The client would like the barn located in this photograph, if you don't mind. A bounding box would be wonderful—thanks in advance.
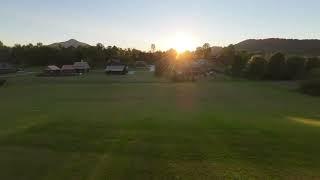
[73,61,90,73]
[61,65,76,74]
[134,61,148,69]
[44,65,61,75]
[105,59,128,75]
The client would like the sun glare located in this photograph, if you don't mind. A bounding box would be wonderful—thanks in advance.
[171,32,195,53]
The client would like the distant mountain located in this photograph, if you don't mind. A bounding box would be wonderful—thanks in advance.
[48,39,90,48]
[235,38,320,56]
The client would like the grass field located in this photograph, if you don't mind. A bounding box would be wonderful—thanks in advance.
[1,71,320,179]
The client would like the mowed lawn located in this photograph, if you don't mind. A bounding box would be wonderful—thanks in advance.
[1,71,320,179]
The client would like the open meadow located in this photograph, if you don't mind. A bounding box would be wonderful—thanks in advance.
[1,71,320,179]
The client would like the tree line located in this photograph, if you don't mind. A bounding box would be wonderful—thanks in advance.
[220,45,320,95]
[0,41,165,67]
[216,45,319,80]
[0,41,217,67]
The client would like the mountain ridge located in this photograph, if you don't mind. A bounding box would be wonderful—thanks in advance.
[48,39,90,48]
[235,38,320,55]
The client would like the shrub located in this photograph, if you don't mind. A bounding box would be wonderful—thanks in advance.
[286,56,306,80]
[300,68,320,96]
[267,52,287,80]
[306,68,320,80]
[306,57,320,72]
[300,79,320,96]
[0,79,6,87]
[230,54,249,77]
[245,55,267,80]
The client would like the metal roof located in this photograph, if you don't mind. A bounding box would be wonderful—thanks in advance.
[61,65,75,70]
[73,62,90,69]
[46,65,60,70]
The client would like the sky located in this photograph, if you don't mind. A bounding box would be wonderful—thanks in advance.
[1,0,320,51]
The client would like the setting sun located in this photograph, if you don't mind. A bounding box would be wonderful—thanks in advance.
[171,32,196,53]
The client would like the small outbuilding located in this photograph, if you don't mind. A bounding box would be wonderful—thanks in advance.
[171,59,210,82]
[37,65,61,77]
[45,65,60,74]
[192,59,211,75]
[134,61,148,69]
[73,61,90,73]
[61,65,76,74]
[105,59,128,75]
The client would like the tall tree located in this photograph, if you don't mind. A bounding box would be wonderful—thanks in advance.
[195,47,204,59]
[306,57,320,72]
[202,43,211,59]
[267,52,287,80]
[96,43,105,50]
[230,51,250,77]
[195,43,211,59]
[286,56,306,79]
[245,55,267,80]
[218,45,236,66]
[36,42,43,47]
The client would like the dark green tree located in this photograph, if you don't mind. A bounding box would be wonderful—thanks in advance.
[96,43,105,50]
[286,56,306,79]
[245,55,267,80]
[230,51,249,77]
[267,52,287,80]
[306,57,320,72]
[202,43,211,59]
[218,45,236,66]
[36,42,43,47]
[195,47,204,59]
